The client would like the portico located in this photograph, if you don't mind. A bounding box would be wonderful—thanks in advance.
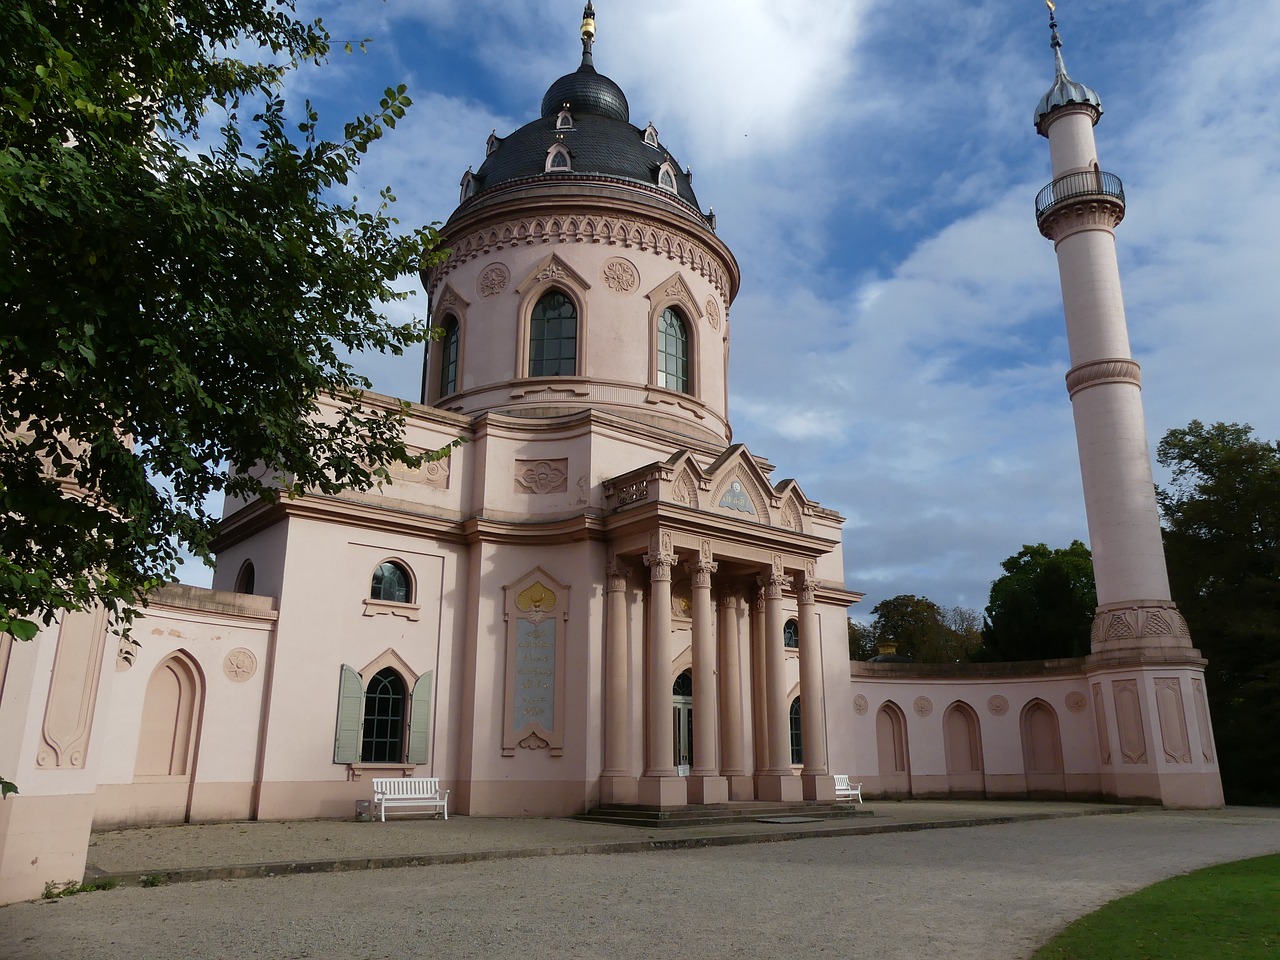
[599,447,857,808]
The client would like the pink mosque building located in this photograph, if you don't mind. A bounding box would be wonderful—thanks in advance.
[0,6,1223,903]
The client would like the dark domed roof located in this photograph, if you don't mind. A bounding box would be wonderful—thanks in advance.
[541,59,629,124]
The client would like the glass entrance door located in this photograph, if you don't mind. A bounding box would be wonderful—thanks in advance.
[672,669,693,773]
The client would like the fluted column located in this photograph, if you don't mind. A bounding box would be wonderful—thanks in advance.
[600,561,634,803]
[687,550,727,803]
[757,564,802,802]
[798,570,835,800]
[638,534,686,807]
[718,587,752,800]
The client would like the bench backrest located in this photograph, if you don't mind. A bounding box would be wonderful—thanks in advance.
[834,774,851,791]
[372,777,440,799]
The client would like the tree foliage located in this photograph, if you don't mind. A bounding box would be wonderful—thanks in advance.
[1157,421,1280,803]
[0,0,449,642]
[848,618,876,661]
[979,541,1097,662]
[866,594,982,664]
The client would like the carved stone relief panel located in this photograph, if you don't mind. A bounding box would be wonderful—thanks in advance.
[913,697,933,718]
[514,459,569,495]
[1092,682,1112,766]
[502,569,569,757]
[986,695,1009,717]
[223,648,258,683]
[39,607,110,769]
[387,455,451,489]
[1154,677,1192,764]
[1193,678,1215,764]
[853,694,869,716]
[672,470,699,509]
[1112,679,1148,765]
[705,298,721,330]
[1065,691,1087,713]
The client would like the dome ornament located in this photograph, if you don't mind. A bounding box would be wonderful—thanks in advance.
[581,2,597,64]
[1033,0,1103,137]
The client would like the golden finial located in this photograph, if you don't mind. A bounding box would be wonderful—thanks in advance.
[582,3,596,43]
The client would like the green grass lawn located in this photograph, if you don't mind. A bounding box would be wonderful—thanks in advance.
[1032,854,1280,960]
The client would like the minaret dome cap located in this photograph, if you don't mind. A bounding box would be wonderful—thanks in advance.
[1034,9,1103,136]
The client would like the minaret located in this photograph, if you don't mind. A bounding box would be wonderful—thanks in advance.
[1034,4,1222,807]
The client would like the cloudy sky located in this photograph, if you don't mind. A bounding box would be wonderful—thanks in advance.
[196,0,1279,617]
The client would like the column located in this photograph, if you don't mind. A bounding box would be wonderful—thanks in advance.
[718,587,752,800]
[749,587,768,781]
[687,550,727,803]
[639,533,686,807]
[757,564,802,802]
[798,569,834,801]
[600,560,637,805]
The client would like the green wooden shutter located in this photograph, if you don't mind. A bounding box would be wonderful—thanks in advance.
[407,670,434,765]
[334,664,364,763]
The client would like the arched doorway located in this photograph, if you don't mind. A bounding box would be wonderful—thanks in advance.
[133,652,204,822]
[1021,699,1066,796]
[672,669,693,773]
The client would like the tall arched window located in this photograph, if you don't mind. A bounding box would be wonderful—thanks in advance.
[658,307,689,393]
[234,560,255,595]
[135,654,202,780]
[361,668,407,763]
[529,291,577,377]
[371,561,412,603]
[789,696,803,765]
[438,315,460,397]
[783,618,800,649]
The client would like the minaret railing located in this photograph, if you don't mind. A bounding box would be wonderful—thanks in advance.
[1035,169,1125,222]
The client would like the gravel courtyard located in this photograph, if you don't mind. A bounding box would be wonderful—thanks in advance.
[4,808,1279,960]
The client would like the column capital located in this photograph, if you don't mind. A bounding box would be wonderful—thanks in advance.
[798,562,818,605]
[758,572,792,601]
[605,560,629,592]
[686,558,719,589]
[644,551,676,581]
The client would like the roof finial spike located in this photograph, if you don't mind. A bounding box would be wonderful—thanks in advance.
[580,2,597,68]
[1047,1,1069,79]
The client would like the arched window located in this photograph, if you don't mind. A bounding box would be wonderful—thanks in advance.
[556,109,574,130]
[657,307,689,393]
[529,291,577,377]
[783,618,800,649]
[360,668,407,763]
[546,144,572,172]
[659,166,676,191]
[135,654,201,779]
[234,560,255,595]
[644,122,660,148]
[438,315,460,397]
[371,561,412,604]
[789,697,803,765]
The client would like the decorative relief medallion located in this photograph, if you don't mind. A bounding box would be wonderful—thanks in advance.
[853,694,869,717]
[913,697,933,718]
[987,695,1009,716]
[516,582,558,625]
[515,459,569,495]
[602,257,639,293]
[706,298,721,330]
[478,263,510,298]
[1065,691,1088,713]
[224,648,258,682]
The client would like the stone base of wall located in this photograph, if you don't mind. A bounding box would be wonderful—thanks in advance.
[0,793,96,905]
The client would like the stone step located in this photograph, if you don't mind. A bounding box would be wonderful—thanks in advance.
[575,801,870,828]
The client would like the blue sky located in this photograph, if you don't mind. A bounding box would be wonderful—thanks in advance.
[194,0,1279,618]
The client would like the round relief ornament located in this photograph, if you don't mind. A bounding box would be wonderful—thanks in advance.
[224,648,258,682]
[1066,691,1088,713]
[913,696,933,718]
[987,695,1009,716]
[602,257,639,293]
[478,263,510,298]
[853,694,869,716]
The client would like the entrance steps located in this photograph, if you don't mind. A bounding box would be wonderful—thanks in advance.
[575,800,871,828]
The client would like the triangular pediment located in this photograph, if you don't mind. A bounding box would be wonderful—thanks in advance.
[434,282,470,319]
[645,272,703,322]
[515,253,592,296]
[705,446,777,523]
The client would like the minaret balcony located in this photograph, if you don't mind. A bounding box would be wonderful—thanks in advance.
[1035,170,1125,235]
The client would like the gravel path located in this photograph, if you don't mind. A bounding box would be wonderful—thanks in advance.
[5,808,1279,960]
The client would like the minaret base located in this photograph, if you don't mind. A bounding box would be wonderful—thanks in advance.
[1085,658,1224,809]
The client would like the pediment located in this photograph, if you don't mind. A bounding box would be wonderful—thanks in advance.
[515,252,592,295]
[705,446,777,523]
[645,272,703,322]
[434,282,470,318]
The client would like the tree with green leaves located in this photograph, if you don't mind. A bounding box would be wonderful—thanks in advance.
[848,618,876,661]
[1,2,449,794]
[979,541,1097,662]
[867,594,982,664]
[1157,421,1280,803]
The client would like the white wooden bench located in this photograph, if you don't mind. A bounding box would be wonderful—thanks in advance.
[834,774,863,804]
[371,777,449,821]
